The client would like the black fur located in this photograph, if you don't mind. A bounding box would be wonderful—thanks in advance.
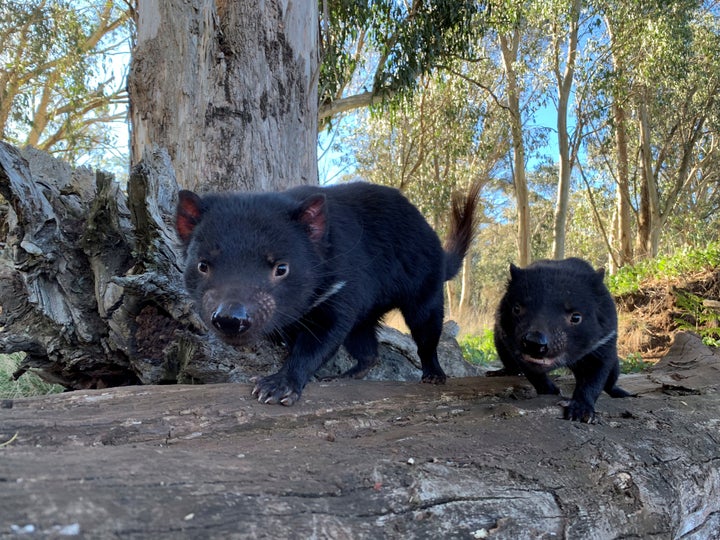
[176,181,480,406]
[493,257,631,422]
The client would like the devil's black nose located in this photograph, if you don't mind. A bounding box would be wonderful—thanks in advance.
[521,331,549,358]
[211,303,252,335]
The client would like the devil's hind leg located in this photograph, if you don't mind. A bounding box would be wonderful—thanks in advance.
[401,291,447,384]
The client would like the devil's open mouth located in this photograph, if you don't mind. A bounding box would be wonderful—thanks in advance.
[522,355,557,368]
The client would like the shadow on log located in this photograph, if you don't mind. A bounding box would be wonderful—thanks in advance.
[0,331,719,538]
[0,143,479,390]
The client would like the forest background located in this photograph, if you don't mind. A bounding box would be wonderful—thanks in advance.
[1,0,719,376]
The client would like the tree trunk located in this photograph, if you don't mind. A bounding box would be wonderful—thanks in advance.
[499,30,531,267]
[2,332,719,537]
[129,0,318,192]
[606,17,634,272]
[636,90,661,259]
[610,102,634,271]
[551,0,581,261]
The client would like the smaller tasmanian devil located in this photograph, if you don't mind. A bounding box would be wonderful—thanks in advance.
[493,257,631,421]
[176,181,480,406]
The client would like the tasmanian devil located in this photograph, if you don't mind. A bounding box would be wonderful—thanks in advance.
[175,181,480,406]
[493,257,631,421]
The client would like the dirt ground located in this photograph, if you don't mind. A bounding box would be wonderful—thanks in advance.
[616,267,720,361]
[1,332,719,539]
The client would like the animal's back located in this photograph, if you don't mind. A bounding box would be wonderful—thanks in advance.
[288,182,446,307]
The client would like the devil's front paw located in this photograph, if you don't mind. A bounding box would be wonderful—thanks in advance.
[560,399,596,423]
[421,370,447,385]
[252,373,303,406]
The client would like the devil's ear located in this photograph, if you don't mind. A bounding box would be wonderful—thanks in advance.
[176,190,203,243]
[296,194,327,243]
[509,263,523,282]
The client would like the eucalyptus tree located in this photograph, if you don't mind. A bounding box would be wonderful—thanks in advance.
[546,0,583,260]
[486,1,552,266]
[130,0,486,191]
[583,0,720,262]
[0,0,130,165]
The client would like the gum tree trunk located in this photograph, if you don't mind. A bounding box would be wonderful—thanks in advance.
[129,0,318,192]
[605,17,634,273]
[499,29,531,267]
[551,0,581,261]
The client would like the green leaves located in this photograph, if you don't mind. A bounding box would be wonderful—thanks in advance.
[0,0,130,168]
[319,0,486,118]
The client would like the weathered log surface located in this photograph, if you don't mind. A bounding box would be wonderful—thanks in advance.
[1,331,719,539]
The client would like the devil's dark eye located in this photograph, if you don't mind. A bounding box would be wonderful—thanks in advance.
[512,303,522,316]
[569,312,582,324]
[197,261,210,274]
[273,262,289,278]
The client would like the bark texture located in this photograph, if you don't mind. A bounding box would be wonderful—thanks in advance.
[1,332,719,538]
[129,0,318,192]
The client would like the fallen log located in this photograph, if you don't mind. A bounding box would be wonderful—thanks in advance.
[1,332,719,538]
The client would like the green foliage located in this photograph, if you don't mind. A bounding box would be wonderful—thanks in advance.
[319,0,486,112]
[459,329,499,365]
[674,291,720,347]
[0,0,131,169]
[607,242,720,296]
[620,352,654,374]
[0,354,63,399]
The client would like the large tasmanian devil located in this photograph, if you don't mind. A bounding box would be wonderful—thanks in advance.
[493,257,631,421]
[175,181,480,405]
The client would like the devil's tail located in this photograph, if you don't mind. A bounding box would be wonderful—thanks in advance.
[443,179,482,280]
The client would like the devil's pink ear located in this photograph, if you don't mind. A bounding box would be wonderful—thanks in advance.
[176,190,203,243]
[297,194,327,243]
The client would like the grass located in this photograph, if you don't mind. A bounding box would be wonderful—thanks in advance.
[458,328,655,373]
[0,353,64,399]
[607,242,720,296]
[620,352,654,373]
[458,329,498,366]
[673,290,720,348]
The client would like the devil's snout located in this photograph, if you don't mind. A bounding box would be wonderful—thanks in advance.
[211,302,252,336]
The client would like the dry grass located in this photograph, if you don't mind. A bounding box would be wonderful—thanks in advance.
[382,307,494,338]
[0,353,63,399]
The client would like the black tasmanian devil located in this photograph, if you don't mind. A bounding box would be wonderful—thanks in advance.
[175,181,480,405]
[493,257,631,421]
